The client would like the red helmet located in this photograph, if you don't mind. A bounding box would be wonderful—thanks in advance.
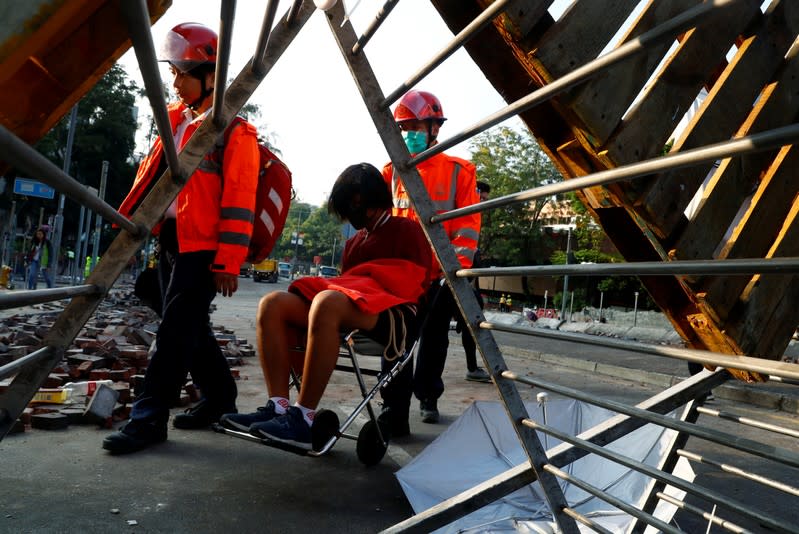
[159,22,217,73]
[393,90,446,124]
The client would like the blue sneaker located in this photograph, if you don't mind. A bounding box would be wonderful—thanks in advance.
[249,406,312,450]
[220,401,278,432]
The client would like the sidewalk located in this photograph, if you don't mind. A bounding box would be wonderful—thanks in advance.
[486,310,799,415]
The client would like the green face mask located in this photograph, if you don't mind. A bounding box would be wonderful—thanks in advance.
[403,130,428,154]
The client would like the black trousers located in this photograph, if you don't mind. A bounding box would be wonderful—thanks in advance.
[412,280,458,402]
[130,250,237,423]
[456,287,484,372]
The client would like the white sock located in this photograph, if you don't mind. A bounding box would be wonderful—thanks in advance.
[270,397,289,415]
[294,403,315,427]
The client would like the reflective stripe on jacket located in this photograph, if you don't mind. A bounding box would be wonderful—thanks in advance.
[119,102,259,275]
[382,152,481,271]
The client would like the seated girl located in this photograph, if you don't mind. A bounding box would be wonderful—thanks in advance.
[221,163,431,449]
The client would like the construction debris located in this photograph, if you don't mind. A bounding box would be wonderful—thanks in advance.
[0,284,255,433]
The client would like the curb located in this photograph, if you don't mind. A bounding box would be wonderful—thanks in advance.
[499,344,799,415]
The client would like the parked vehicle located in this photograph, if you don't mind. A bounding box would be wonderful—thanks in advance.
[239,262,252,278]
[252,259,278,283]
[319,265,338,278]
[278,262,291,279]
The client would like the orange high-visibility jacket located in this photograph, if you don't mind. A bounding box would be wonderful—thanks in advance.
[119,102,259,275]
[382,152,481,272]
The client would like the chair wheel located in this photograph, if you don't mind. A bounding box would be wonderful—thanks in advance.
[356,419,390,466]
[311,409,339,452]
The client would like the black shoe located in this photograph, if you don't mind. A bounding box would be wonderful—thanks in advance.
[102,419,167,454]
[420,398,439,424]
[378,406,410,438]
[173,399,236,430]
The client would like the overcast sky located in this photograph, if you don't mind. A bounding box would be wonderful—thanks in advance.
[117,1,576,206]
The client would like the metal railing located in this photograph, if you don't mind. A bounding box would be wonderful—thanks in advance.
[323,0,799,532]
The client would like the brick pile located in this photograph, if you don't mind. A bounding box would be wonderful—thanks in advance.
[0,286,256,434]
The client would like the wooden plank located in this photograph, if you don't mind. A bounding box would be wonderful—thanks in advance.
[592,207,704,347]
[673,42,799,262]
[699,144,799,321]
[604,0,761,174]
[0,0,171,147]
[531,0,639,82]
[642,0,799,238]
[726,199,799,359]
[487,0,554,42]
[431,1,599,181]
[563,0,701,146]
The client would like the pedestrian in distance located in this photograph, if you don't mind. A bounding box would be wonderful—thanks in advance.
[460,180,492,383]
[221,163,431,447]
[103,22,260,454]
[499,294,507,313]
[382,90,481,426]
[26,227,54,289]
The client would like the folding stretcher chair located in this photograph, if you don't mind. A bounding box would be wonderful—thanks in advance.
[212,330,418,466]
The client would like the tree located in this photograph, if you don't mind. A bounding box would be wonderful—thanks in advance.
[301,206,343,266]
[469,126,562,266]
[271,201,316,263]
[0,64,141,263]
[550,193,655,310]
[35,64,141,211]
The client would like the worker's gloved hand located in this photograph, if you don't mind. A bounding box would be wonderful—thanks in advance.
[214,272,239,297]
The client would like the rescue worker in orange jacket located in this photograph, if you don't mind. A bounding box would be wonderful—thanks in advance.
[104,22,259,455]
[381,90,481,431]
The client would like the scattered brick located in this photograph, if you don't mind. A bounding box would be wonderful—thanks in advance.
[112,384,132,404]
[59,408,88,424]
[20,408,33,424]
[89,369,111,381]
[109,368,132,382]
[43,374,64,388]
[3,285,254,437]
[8,419,25,434]
[31,412,70,430]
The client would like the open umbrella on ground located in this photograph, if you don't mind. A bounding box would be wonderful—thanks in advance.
[396,399,693,533]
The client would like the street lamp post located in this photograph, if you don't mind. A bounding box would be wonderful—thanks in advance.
[291,209,308,278]
[52,104,79,282]
[560,227,572,320]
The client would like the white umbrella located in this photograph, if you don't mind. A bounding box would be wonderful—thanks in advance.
[396,399,694,533]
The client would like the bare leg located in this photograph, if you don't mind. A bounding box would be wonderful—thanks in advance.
[297,290,379,410]
[256,291,310,399]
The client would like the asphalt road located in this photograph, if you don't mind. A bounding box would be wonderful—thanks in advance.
[1,275,797,533]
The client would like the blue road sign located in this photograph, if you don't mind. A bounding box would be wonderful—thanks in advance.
[13,178,55,199]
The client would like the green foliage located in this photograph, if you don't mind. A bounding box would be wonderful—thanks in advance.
[469,126,561,266]
[549,195,655,309]
[271,202,343,266]
[1,64,140,256]
[35,64,140,210]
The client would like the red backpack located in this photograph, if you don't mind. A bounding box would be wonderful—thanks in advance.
[217,117,293,263]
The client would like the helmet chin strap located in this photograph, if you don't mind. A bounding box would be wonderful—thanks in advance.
[425,121,438,150]
[186,71,214,111]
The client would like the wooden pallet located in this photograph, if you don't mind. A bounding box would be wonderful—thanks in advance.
[432,0,799,382]
[0,0,171,153]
